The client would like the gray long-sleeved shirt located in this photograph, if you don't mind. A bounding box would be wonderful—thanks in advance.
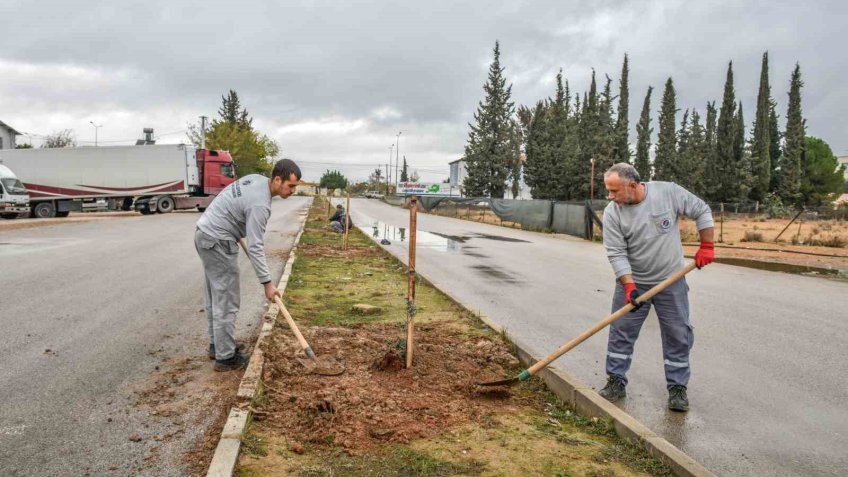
[196,174,273,283]
[603,181,713,284]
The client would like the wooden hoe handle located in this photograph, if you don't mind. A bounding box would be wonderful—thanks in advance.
[526,262,698,376]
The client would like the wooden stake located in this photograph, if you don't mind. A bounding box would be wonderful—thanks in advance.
[406,196,418,369]
[343,192,351,250]
[719,203,724,243]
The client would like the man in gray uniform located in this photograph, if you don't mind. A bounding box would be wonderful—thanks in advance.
[195,159,302,371]
[599,163,714,411]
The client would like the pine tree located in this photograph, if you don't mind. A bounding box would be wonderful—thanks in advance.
[703,101,719,200]
[653,78,679,183]
[463,41,519,198]
[768,101,782,192]
[401,157,409,182]
[613,54,630,162]
[715,62,738,202]
[801,136,846,205]
[634,86,653,180]
[779,64,805,205]
[749,52,772,202]
[215,90,252,129]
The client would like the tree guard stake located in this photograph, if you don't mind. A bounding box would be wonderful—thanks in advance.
[343,192,351,250]
[406,196,418,368]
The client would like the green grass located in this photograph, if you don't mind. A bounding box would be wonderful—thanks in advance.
[290,446,485,477]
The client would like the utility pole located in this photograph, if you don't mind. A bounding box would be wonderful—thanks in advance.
[89,121,102,146]
[395,131,402,189]
[589,158,595,203]
[385,163,390,195]
[199,115,208,150]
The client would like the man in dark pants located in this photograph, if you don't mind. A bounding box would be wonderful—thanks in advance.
[599,163,714,411]
[195,159,301,371]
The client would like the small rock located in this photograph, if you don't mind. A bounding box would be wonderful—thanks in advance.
[107,418,112,423]
[290,442,305,454]
[129,433,142,442]
[352,304,381,315]
[109,465,118,471]
[198,308,205,313]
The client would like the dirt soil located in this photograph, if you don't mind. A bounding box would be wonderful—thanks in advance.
[259,323,523,451]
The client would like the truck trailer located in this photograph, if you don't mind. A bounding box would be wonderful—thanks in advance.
[0,144,236,218]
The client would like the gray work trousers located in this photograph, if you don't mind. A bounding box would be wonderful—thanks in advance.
[605,278,693,388]
[194,229,240,360]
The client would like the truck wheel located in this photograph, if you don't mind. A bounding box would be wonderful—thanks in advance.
[121,197,134,211]
[55,211,70,218]
[33,202,56,219]
[197,206,206,212]
[157,196,175,214]
[1,213,18,220]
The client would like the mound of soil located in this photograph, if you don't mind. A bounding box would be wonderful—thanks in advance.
[299,242,383,258]
[259,323,524,452]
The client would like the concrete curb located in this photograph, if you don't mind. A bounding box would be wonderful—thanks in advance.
[351,215,715,477]
[206,205,311,477]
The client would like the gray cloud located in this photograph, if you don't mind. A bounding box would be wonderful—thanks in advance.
[1,0,845,183]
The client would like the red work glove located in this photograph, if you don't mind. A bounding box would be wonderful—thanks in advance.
[623,282,642,311]
[695,241,715,269]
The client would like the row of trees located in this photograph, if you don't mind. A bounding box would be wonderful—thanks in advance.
[463,43,845,206]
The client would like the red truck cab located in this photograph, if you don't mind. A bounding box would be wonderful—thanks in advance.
[197,149,237,196]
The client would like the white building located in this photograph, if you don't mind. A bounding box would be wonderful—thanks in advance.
[0,120,21,149]
[838,155,848,181]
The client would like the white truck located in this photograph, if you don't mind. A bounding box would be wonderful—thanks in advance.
[0,144,236,218]
[0,163,31,219]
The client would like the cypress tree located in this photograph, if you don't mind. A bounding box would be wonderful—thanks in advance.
[401,157,409,182]
[688,110,707,196]
[749,52,772,201]
[704,101,719,200]
[715,62,737,202]
[462,41,519,198]
[634,86,653,180]
[522,101,555,199]
[768,101,782,192]
[653,78,679,183]
[613,54,631,163]
[733,102,753,200]
[593,75,616,199]
[676,109,691,188]
[779,64,805,205]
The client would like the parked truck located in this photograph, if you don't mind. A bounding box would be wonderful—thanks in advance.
[0,163,31,219]
[0,144,236,218]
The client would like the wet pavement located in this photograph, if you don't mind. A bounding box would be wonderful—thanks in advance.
[0,197,311,476]
[343,198,848,477]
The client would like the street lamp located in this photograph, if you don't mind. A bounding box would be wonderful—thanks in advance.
[395,131,402,189]
[388,144,394,194]
[89,121,103,147]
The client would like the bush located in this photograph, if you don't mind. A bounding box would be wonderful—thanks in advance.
[806,235,847,248]
[742,231,764,243]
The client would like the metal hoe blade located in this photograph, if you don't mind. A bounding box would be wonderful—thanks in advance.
[477,370,530,387]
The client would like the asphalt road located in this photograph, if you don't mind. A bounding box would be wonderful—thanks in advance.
[0,196,311,476]
[345,198,848,477]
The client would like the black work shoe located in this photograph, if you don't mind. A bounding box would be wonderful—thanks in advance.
[213,353,249,372]
[668,385,689,412]
[598,375,627,401]
[208,343,245,360]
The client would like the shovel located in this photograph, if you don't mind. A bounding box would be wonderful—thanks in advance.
[478,262,697,387]
[238,238,344,376]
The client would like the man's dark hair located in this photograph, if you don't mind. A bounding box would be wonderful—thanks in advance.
[272,158,302,181]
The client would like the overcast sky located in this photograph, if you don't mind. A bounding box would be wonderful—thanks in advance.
[1,0,845,183]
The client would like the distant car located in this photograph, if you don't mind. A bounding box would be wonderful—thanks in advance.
[364,191,384,199]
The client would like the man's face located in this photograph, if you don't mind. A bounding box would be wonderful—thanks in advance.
[605,173,639,205]
[274,173,299,198]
